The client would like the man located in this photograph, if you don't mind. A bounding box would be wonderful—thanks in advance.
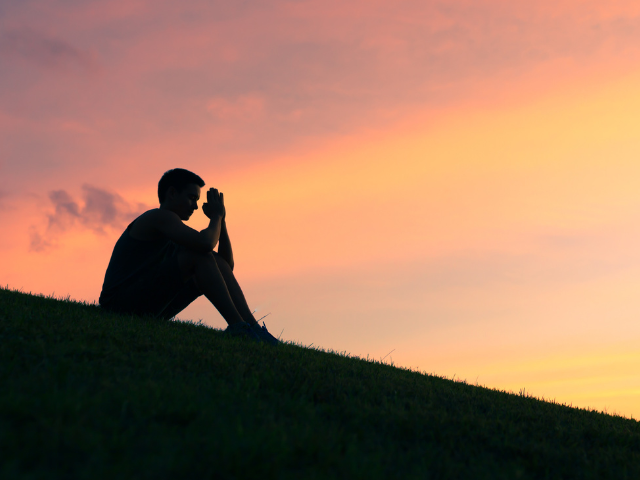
[99,168,278,344]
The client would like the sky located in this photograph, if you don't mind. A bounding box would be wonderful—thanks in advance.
[2,0,640,418]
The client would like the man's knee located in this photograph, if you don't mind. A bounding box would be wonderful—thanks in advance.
[211,251,232,271]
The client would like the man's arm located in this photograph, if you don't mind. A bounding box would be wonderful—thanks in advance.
[151,210,222,252]
[133,188,226,252]
[193,187,226,251]
[218,218,234,270]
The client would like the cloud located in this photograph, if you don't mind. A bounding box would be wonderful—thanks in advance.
[30,185,149,252]
[28,227,53,253]
[0,28,98,72]
[46,189,81,232]
[3,0,640,188]
[116,0,640,156]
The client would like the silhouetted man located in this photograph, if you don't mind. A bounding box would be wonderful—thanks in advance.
[99,168,277,344]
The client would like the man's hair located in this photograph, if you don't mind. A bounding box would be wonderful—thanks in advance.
[158,168,205,204]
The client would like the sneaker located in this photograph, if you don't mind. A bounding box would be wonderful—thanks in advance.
[250,322,279,346]
[224,322,262,342]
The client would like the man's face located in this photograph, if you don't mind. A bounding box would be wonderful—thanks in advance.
[168,183,201,220]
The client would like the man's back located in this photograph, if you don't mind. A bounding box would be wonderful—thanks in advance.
[99,213,173,306]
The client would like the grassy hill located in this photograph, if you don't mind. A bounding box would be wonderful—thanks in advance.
[1,286,639,479]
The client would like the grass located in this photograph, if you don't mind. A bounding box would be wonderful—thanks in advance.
[1,286,640,479]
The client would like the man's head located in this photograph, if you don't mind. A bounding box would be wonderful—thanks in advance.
[158,168,205,220]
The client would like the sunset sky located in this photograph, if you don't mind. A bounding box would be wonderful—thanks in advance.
[2,1,640,417]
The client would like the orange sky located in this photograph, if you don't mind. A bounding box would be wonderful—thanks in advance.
[2,0,640,418]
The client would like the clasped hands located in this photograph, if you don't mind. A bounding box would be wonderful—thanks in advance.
[202,187,226,220]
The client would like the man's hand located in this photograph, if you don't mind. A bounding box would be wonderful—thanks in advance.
[202,188,226,219]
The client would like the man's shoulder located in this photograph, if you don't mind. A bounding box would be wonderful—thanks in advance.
[129,209,169,239]
[129,208,183,240]
[138,208,184,225]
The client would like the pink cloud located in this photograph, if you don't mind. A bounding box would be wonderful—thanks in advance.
[3,1,640,156]
[3,0,640,240]
[0,28,99,73]
[30,185,149,252]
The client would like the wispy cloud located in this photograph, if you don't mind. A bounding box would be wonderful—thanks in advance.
[4,0,640,178]
[0,28,98,72]
[29,185,149,252]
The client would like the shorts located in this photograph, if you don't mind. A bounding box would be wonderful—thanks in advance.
[101,244,202,320]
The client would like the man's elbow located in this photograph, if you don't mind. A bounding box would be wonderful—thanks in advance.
[195,239,215,253]
[195,232,217,253]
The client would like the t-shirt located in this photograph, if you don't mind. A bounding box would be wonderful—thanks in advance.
[99,219,172,306]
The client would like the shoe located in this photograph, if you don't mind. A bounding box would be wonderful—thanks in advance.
[250,322,279,346]
[224,322,262,342]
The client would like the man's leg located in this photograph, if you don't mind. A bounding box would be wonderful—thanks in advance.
[177,250,246,326]
[211,252,280,345]
[211,252,258,326]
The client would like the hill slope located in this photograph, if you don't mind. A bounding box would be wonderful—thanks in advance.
[1,287,639,479]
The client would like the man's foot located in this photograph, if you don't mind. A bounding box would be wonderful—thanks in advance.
[250,322,279,346]
[224,322,262,342]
